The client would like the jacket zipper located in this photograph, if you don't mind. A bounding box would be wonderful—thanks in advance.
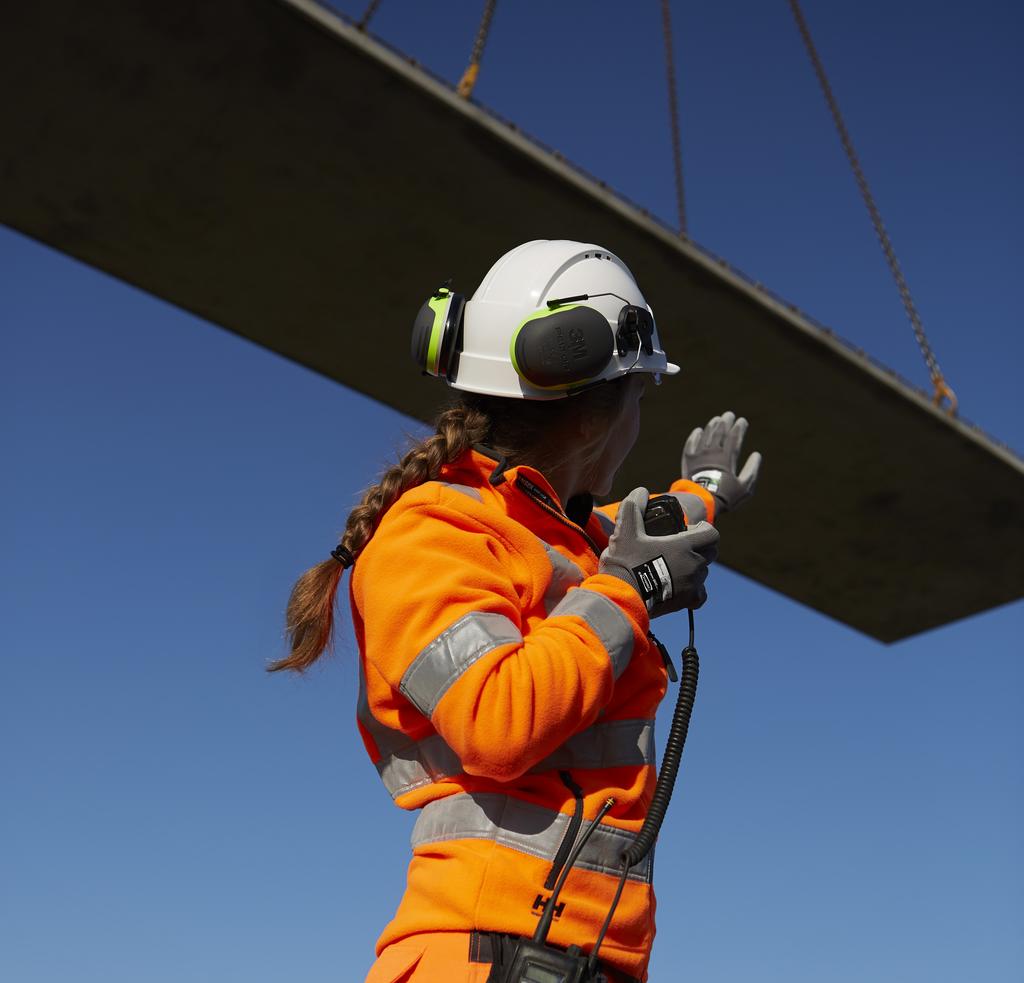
[518,475,674,679]
[515,475,602,558]
[544,770,585,890]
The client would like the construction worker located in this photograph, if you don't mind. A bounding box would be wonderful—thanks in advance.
[271,241,761,981]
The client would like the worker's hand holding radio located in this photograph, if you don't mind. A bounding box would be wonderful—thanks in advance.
[599,487,720,616]
[681,411,762,513]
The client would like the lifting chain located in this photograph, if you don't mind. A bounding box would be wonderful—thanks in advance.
[356,0,383,32]
[661,0,688,236]
[457,0,498,99]
[787,0,957,415]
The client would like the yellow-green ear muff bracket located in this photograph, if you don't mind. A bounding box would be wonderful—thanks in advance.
[411,286,464,380]
[424,288,451,376]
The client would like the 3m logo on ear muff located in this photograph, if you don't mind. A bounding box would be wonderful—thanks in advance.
[510,304,614,389]
[411,283,466,380]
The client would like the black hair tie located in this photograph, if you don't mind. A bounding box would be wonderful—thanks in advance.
[330,544,354,568]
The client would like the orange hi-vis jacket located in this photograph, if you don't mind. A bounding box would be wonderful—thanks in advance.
[351,448,716,980]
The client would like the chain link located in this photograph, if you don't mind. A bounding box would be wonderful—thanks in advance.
[661,0,687,236]
[457,0,498,99]
[787,0,956,414]
[356,0,383,32]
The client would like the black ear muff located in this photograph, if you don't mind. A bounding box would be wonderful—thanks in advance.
[511,305,614,389]
[411,299,436,368]
[411,286,466,380]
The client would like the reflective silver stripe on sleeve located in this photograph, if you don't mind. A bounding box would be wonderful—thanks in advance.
[540,542,585,615]
[547,588,634,679]
[530,718,655,773]
[592,510,616,537]
[671,491,709,525]
[376,732,464,799]
[358,661,414,758]
[400,611,524,718]
[360,662,463,798]
[411,792,653,883]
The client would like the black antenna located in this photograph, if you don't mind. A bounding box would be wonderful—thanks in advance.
[532,797,616,944]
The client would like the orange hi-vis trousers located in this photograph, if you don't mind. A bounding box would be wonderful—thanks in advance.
[365,931,642,982]
[365,933,489,983]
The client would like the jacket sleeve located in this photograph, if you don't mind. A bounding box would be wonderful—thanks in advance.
[352,490,651,783]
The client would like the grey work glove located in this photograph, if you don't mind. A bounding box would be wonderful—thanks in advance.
[681,411,762,513]
[599,487,720,616]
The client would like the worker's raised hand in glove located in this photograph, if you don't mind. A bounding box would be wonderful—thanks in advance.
[682,411,762,513]
[599,488,720,616]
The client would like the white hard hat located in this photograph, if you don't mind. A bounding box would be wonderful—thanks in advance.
[411,239,680,399]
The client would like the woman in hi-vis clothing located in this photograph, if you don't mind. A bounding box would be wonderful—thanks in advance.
[271,241,761,982]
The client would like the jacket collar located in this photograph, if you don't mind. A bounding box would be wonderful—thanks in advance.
[443,446,595,530]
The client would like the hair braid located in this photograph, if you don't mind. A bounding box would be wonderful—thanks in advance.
[268,404,490,672]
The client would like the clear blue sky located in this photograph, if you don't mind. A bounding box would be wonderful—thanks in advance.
[2,2,1021,980]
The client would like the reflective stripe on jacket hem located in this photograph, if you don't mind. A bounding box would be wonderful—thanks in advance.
[377,719,656,800]
[411,792,654,884]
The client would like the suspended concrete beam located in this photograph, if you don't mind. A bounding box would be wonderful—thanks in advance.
[2,0,1021,642]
